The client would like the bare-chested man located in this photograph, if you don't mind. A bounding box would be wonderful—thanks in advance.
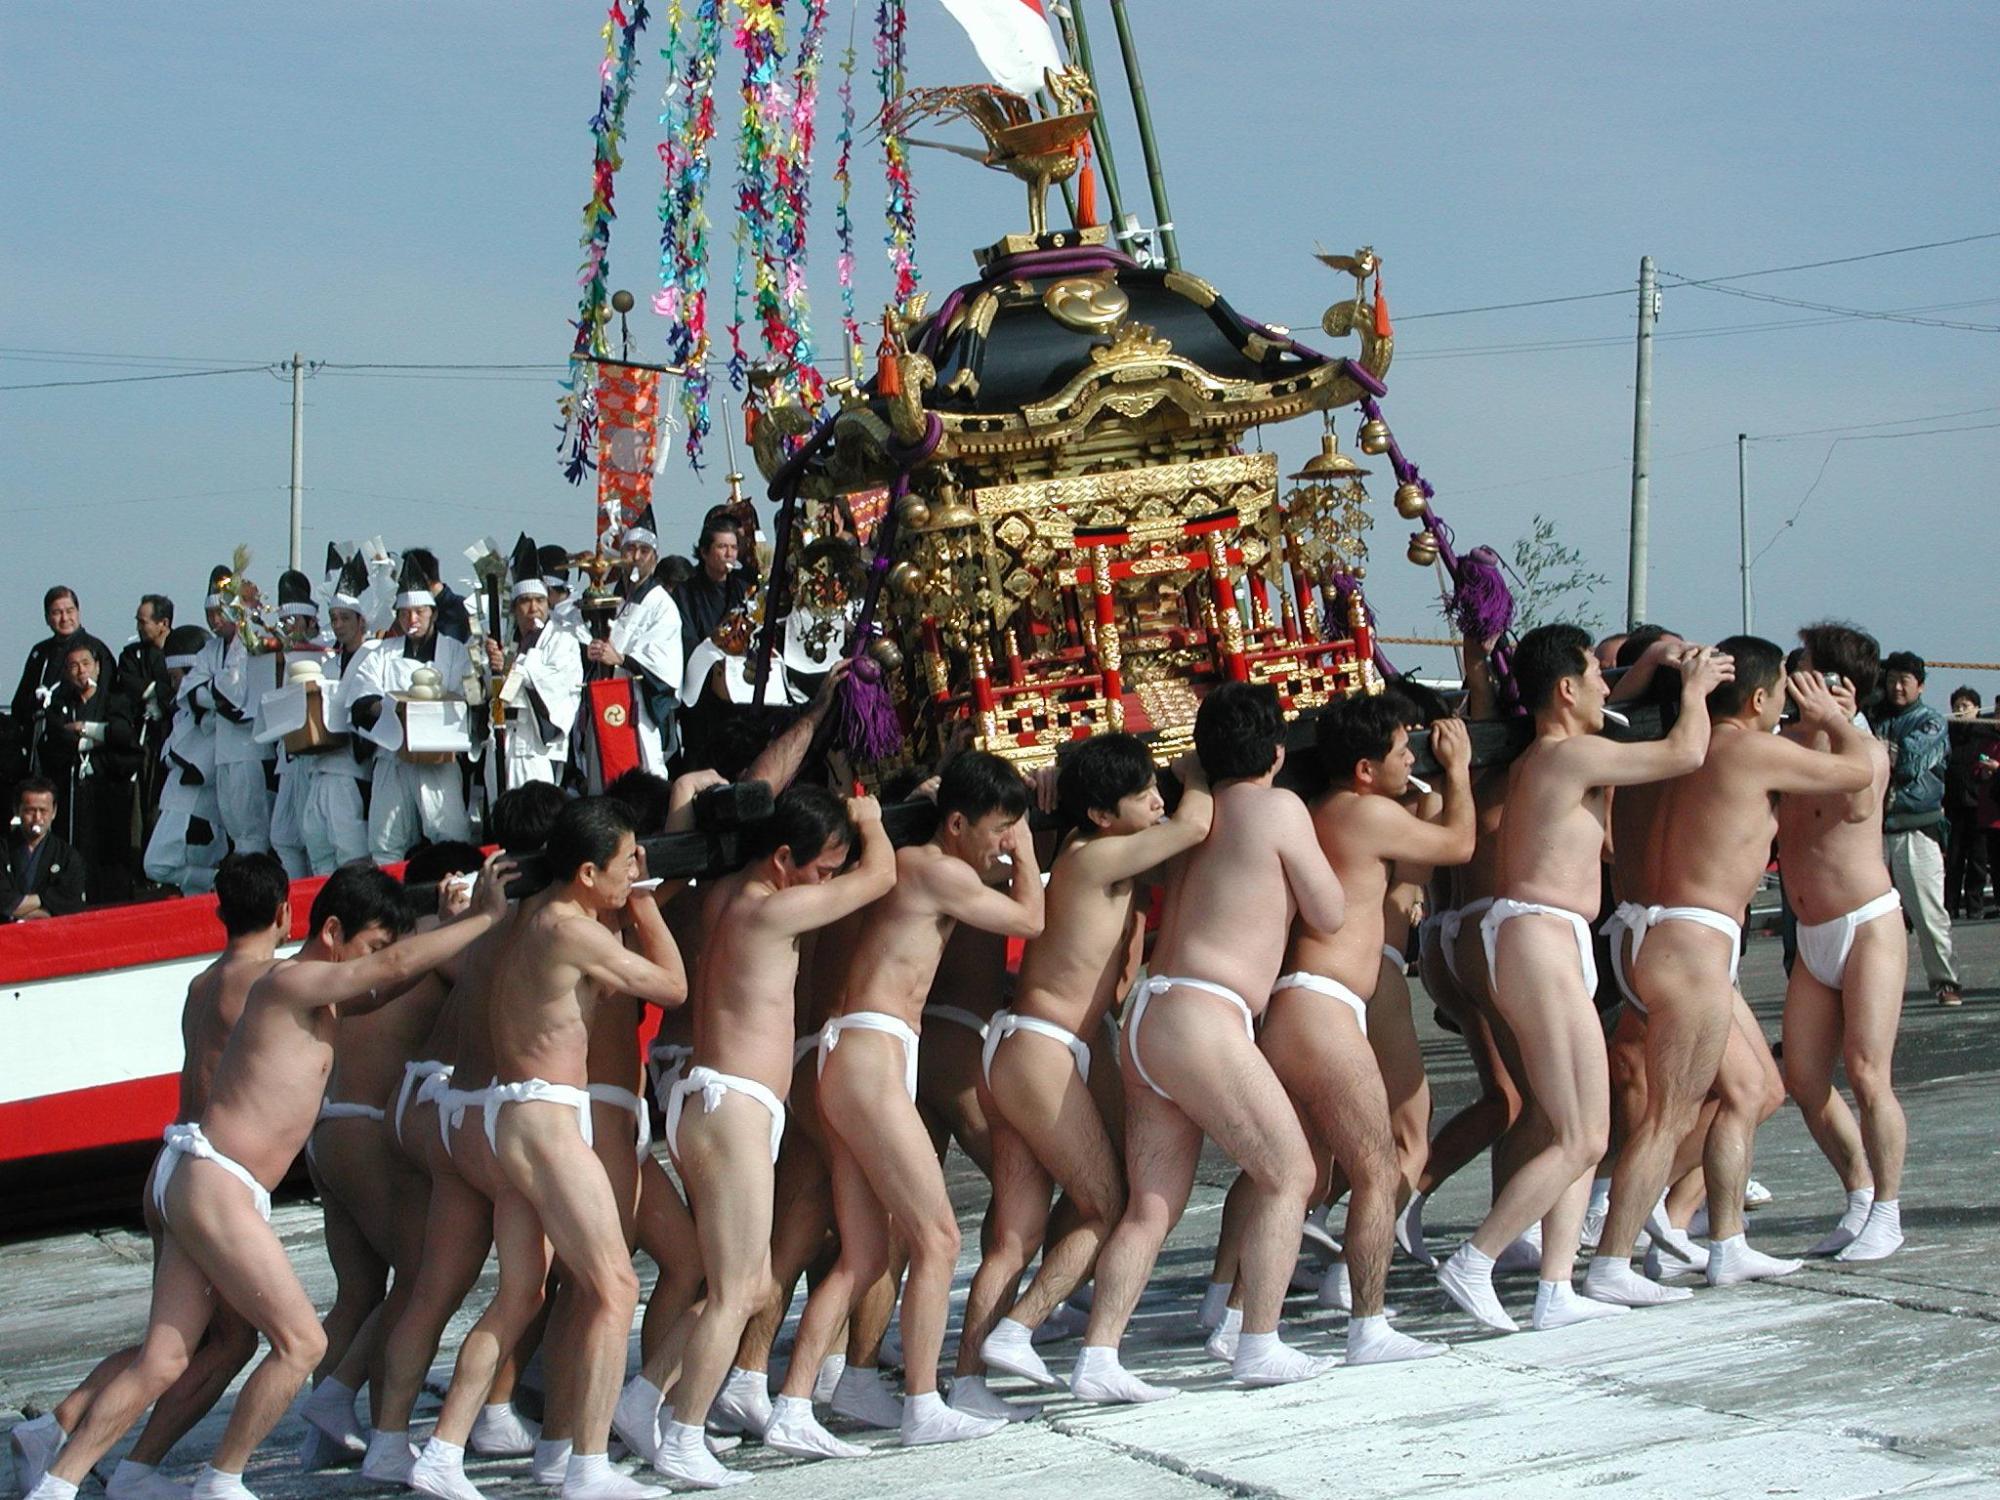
[19,855,288,1500]
[644,785,893,1485]
[951,738,1210,1415]
[1434,624,1728,1334]
[1070,682,1344,1402]
[766,750,1043,1450]
[1781,621,1909,1262]
[296,851,486,1470]
[365,783,567,1488]
[26,856,512,1500]
[409,797,685,1500]
[1588,641,1873,1304]
[1210,695,1473,1364]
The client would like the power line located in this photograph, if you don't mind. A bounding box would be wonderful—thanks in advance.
[1669,230,2000,287]
[0,364,275,392]
[1659,277,2000,332]
[1751,420,2000,566]
[1748,404,2000,441]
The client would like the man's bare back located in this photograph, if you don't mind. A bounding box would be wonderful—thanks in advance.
[178,950,280,1124]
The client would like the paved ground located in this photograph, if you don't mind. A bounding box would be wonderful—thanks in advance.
[7,920,2000,1499]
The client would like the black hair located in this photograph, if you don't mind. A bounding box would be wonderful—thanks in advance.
[1951,685,1981,710]
[696,516,741,556]
[1057,733,1157,830]
[936,748,1030,824]
[14,775,56,804]
[1614,625,1673,670]
[62,638,97,661]
[402,840,485,886]
[213,851,290,938]
[1195,681,1283,783]
[1382,677,1452,727]
[605,769,675,838]
[490,781,567,854]
[43,586,77,614]
[404,547,441,583]
[308,863,414,944]
[1798,621,1881,705]
[1513,623,1595,713]
[547,796,636,882]
[1710,635,1785,717]
[140,594,174,625]
[1316,692,1408,784]
[747,783,855,865]
[702,708,797,783]
[1882,650,1926,685]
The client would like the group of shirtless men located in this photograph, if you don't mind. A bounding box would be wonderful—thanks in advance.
[15,616,1913,1499]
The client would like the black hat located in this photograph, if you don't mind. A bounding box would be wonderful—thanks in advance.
[323,541,344,580]
[538,543,573,590]
[164,624,211,669]
[394,553,436,609]
[204,563,233,608]
[277,569,318,619]
[508,533,548,602]
[331,551,370,612]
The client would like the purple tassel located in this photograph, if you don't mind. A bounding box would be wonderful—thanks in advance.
[1448,545,1514,642]
[835,642,905,761]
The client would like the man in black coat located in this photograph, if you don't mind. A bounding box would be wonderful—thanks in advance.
[118,593,178,834]
[405,547,473,643]
[38,638,141,903]
[11,585,115,762]
[0,776,88,918]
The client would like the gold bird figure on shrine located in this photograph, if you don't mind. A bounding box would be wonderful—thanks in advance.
[883,68,1097,239]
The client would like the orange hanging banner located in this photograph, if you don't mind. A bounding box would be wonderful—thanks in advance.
[595,365,662,551]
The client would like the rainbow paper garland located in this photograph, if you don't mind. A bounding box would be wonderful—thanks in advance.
[655,0,725,467]
[832,30,862,373]
[874,0,918,312]
[560,0,652,484]
[725,0,782,396]
[772,0,830,410]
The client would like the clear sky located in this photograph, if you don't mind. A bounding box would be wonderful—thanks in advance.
[3,2,1996,701]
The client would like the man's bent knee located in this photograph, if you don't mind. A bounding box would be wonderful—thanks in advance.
[910,1215,962,1269]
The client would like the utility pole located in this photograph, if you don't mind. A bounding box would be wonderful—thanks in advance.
[1626,256,1657,627]
[1104,0,1179,269]
[1737,432,1752,634]
[289,351,305,571]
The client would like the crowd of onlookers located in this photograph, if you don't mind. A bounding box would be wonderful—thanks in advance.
[0,504,776,922]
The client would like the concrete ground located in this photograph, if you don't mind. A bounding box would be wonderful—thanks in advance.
[6,919,2000,1499]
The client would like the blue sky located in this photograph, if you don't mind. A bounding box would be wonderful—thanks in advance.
[3,1,1996,698]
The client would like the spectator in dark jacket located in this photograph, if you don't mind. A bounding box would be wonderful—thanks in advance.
[1943,685,1993,918]
[1876,651,1960,1002]
[38,639,141,903]
[404,547,473,643]
[118,593,177,835]
[0,776,88,918]
[10,585,115,761]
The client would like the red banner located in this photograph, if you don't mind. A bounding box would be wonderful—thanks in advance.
[587,677,642,787]
[596,365,661,551]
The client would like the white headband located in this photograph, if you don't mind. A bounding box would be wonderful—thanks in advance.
[279,603,319,619]
[511,578,549,601]
[395,589,437,610]
[330,592,365,614]
[620,527,658,549]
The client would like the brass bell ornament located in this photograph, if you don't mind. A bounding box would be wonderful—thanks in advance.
[896,494,932,530]
[1394,481,1428,520]
[868,635,905,672]
[1407,530,1439,566]
[1358,417,1391,455]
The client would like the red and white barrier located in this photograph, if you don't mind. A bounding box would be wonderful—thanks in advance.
[0,880,332,1164]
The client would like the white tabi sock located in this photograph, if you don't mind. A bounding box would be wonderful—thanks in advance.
[1230,1329,1337,1387]
[532,1438,574,1487]
[1835,1198,1904,1262]
[1068,1344,1180,1404]
[1582,1255,1692,1307]
[1706,1232,1803,1285]
[1345,1314,1446,1364]
[1437,1243,1519,1332]
[1532,1278,1632,1329]
[562,1449,667,1499]
[1810,1187,1875,1255]
[1196,1280,1233,1330]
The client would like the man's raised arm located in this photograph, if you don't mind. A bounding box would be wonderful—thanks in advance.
[276,852,517,1013]
[766,795,898,936]
[1577,645,1732,788]
[1075,753,1215,886]
[934,820,1046,939]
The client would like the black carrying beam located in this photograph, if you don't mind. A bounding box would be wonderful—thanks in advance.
[430,700,1678,909]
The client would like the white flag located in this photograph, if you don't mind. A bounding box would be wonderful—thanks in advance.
[936,0,1067,95]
